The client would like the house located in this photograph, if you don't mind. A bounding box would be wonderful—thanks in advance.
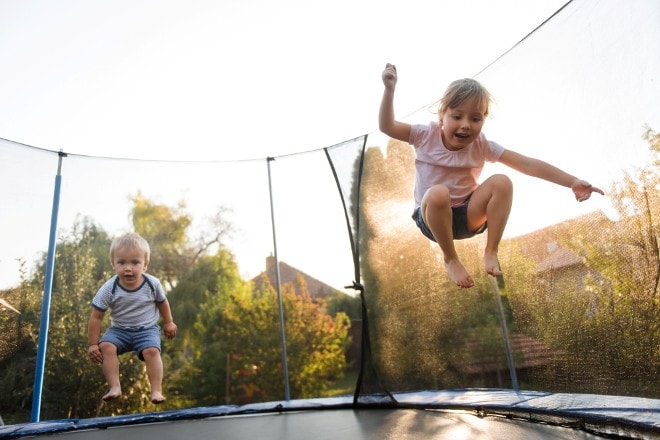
[251,255,342,300]
[451,331,556,388]
[251,255,362,365]
[449,211,617,386]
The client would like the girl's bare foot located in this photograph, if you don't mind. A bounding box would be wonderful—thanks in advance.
[151,392,166,404]
[484,252,502,277]
[102,387,121,401]
[444,259,474,288]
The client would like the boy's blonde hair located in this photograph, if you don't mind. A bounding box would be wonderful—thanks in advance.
[109,232,151,264]
[438,78,492,117]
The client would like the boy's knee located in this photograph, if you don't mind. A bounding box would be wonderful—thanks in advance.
[99,342,117,355]
[141,347,160,359]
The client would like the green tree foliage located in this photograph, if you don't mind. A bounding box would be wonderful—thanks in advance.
[131,192,194,290]
[0,264,42,424]
[325,292,361,321]
[571,127,658,396]
[130,193,233,291]
[223,275,350,402]
[169,257,351,406]
[497,127,659,397]
[166,248,249,406]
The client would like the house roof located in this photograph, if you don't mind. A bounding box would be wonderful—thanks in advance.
[535,246,585,273]
[251,256,340,300]
[456,332,556,374]
[506,210,612,265]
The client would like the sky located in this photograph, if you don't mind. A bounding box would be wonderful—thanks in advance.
[1,0,659,292]
[0,0,569,160]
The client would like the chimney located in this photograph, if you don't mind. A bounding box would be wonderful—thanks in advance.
[266,254,275,272]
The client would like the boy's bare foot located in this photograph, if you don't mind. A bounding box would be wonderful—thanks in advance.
[151,392,166,404]
[102,387,121,401]
[484,252,502,277]
[444,259,474,288]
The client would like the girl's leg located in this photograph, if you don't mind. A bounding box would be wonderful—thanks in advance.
[422,184,474,288]
[99,342,122,401]
[142,347,166,404]
[467,174,513,276]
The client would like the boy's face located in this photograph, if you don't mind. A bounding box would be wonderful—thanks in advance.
[439,97,486,151]
[111,246,148,289]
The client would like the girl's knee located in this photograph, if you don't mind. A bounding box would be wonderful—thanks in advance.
[423,185,451,208]
[489,174,513,193]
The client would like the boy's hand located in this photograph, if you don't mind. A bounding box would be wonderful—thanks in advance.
[572,179,604,202]
[163,322,178,339]
[88,344,103,364]
[382,63,398,90]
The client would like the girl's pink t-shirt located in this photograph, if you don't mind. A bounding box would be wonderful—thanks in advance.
[410,121,505,208]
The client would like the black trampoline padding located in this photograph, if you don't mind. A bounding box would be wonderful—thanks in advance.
[1,391,658,439]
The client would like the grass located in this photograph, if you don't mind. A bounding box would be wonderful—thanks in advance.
[322,369,359,397]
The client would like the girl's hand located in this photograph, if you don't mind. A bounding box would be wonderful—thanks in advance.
[572,179,604,202]
[382,63,398,89]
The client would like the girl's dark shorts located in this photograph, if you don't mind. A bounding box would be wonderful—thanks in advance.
[412,203,487,241]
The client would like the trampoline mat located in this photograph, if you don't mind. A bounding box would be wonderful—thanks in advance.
[22,408,610,440]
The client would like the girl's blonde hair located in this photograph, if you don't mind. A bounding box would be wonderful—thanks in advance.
[109,232,151,264]
[438,78,492,117]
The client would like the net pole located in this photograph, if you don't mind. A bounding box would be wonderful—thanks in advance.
[490,276,519,392]
[30,150,67,422]
[266,157,291,401]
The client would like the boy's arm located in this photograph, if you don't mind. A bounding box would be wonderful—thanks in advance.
[498,149,604,201]
[379,63,411,142]
[87,308,104,363]
[157,299,177,339]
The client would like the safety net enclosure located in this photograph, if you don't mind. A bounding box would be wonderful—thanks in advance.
[0,0,659,438]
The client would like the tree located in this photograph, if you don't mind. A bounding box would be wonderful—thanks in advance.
[0,263,42,424]
[130,192,193,290]
[497,126,659,397]
[130,193,233,291]
[222,275,350,402]
[166,248,249,406]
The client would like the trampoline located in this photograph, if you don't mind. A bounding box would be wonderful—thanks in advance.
[1,391,658,439]
[1,0,659,439]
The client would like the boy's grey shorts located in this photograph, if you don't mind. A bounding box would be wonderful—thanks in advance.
[100,325,161,361]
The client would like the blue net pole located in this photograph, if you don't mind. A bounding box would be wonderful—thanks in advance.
[30,150,66,422]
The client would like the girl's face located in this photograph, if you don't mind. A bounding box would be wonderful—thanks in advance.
[111,246,148,289]
[439,97,486,151]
